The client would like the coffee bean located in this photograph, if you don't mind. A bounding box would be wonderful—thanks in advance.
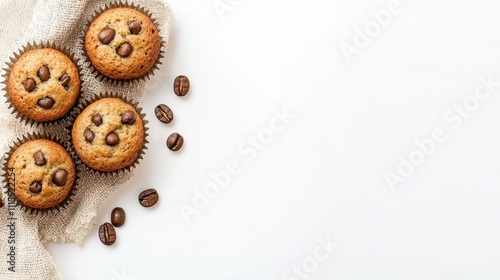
[37,97,54,109]
[174,75,190,96]
[167,133,184,151]
[53,169,68,186]
[84,128,95,143]
[106,132,119,146]
[24,78,36,92]
[111,207,126,227]
[128,21,141,35]
[117,43,132,58]
[59,73,70,87]
[29,181,42,194]
[154,104,174,124]
[91,113,103,126]
[38,66,50,82]
[138,189,159,207]
[34,151,46,166]
[121,110,136,125]
[99,28,115,45]
[98,222,116,246]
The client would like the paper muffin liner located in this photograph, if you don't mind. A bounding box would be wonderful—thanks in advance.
[1,132,81,215]
[66,92,149,177]
[1,41,85,128]
[81,0,167,86]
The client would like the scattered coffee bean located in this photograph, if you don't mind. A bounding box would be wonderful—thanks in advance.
[59,73,70,87]
[174,75,190,96]
[34,151,46,166]
[52,169,68,186]
[138,189,159,207]
[111,207,126,227]
[121,110,136,125]
[154,104,174,124]
[91,113,103,126]
[38,66,50,82]
[98,222,116,246]
[106,132,119,146]
[99,28,115,45]
[29,181,42,194]
[37,97,54,109]
[117,43,132,58]
[167,133,184,151]
[128,21,141,35]
[24,78,36,92]
[84,128,95,143]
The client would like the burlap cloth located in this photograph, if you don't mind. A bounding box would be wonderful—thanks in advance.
[0,0,172,279]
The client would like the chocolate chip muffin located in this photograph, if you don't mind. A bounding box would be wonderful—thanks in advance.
[85,7,161,80]
[7,139,76,209]
[7,48,80,122]
[72,98,144,172]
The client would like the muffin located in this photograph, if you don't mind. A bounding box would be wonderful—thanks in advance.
[7,48,80,122]
[72,98,144,172]
[85,7,161,80]
[7,139,76,209]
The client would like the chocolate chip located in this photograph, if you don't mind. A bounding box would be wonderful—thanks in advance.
[106,132,119,146]
[121,110,136,125]
[29,181,42,193]
[37,97,54,109]
[38,66,50,82]
[128,21,141,35]
[117,43,132,58]
[167,133,184,151]
[24,78,36,92]
[52,169,68,186]
[99,28,115,45]
[84,128,95,143]
[91,114,103,126]
[59,73,70,87]
[34,151,46,166]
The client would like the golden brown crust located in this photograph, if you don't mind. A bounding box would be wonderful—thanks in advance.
[85,7,161,80]
[7,139,76,209]
[72,98,144,172]
[7,48,80,122]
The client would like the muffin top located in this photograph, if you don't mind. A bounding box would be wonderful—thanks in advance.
[85,7,161,80]
[7,139,76,209]
[8,48,80,122]
[71,98,144,172]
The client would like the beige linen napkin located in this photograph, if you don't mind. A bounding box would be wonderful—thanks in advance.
[0,0,172,279]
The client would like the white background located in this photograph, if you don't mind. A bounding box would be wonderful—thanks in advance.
[47,0,500,279]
